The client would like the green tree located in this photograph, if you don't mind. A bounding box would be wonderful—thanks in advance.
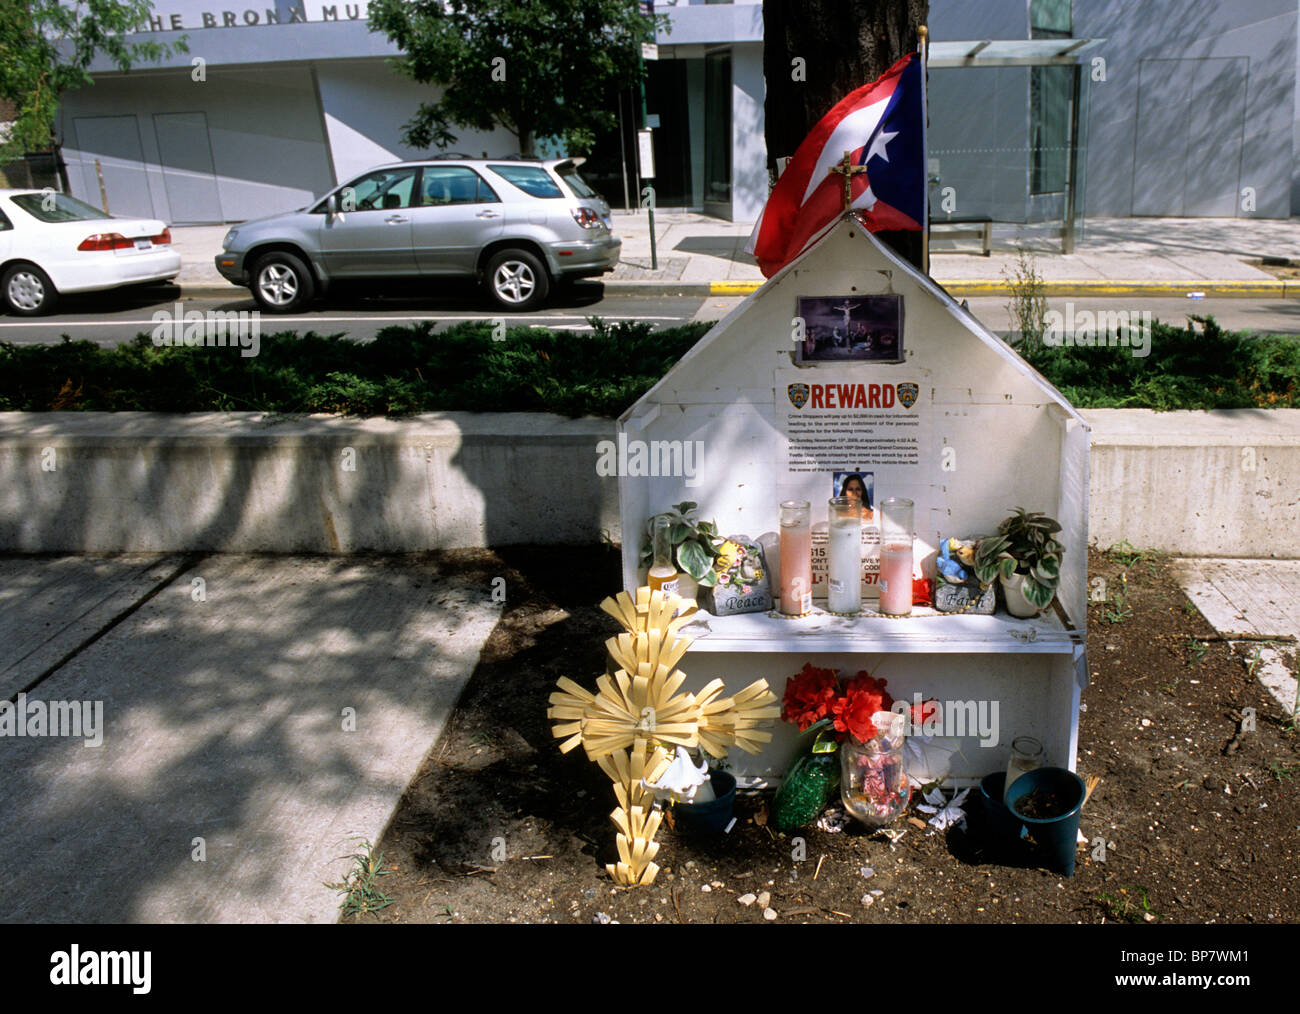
[368,0,666,156]
[0,0,185,171]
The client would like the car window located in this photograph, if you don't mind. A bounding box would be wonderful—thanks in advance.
[0,208,11,231]
[555,163,599,199]
[488,164,564,199]
[420,166,498,206]
[10,192,111,223]
[340,168,419,212]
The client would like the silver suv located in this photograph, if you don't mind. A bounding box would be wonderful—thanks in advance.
[215,156,620,312]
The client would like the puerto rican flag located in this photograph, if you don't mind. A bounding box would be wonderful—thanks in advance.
[747,52,926,278]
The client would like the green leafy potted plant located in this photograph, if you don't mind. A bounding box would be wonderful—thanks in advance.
[638,501,723,597]
[974,508,1064,618]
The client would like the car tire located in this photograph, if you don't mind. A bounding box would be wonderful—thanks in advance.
[2,263,58,316]
[484,248,550,312]
[251,251,315,313]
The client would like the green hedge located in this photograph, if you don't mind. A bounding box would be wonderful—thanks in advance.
[1,314,1296,416]
[1017,315,1300,410]
[0,319,711,417]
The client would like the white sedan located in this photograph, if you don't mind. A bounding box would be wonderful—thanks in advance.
[0,190,182,315]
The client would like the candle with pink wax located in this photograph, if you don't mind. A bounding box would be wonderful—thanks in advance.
[877,497,915,616]
[878,541,914,615]
[779,500,813,614]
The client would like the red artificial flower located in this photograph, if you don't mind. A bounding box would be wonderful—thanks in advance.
[845,670,893,711]
[832,670,894,743]
[912,575,933,605]
[781,663,839,730]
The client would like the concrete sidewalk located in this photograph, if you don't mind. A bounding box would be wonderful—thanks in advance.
[0,553,500,923]
[171,212,1300,300]
[1173,559,1300,719]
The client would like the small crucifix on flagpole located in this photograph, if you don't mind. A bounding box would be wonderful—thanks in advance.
[828,150,868,212]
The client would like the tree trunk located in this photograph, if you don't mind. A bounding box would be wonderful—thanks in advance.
[52,134,71,194]
[762,0,929,270]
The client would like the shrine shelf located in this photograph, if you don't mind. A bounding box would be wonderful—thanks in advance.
[677,605,1081,655]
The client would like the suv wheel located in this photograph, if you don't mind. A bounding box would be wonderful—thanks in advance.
[2,263,58,316]
[251,251,315,313]
[485,248,549,312]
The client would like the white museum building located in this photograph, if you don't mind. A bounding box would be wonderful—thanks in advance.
[55,0,1300,225]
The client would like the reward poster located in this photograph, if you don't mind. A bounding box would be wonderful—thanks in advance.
[775,368,929,598]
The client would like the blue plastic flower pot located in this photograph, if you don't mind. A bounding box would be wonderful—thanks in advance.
[978,771,1026,843]
[1003,767,1086,877]
[674,770,736,835]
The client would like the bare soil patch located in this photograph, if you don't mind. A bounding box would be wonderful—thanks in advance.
[355,545,1299,924]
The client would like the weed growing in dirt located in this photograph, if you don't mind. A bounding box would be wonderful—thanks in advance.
[1106,541,1162,575]
[325,837,395,918]
[1098,886,1157,923]
[1186,638,1208,667]
[1269,761,1297,784]
[1004,248,1049,344]
[1101,579,1132,625]
[1102,599,1132,625]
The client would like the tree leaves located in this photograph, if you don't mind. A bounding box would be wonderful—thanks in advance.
[367,0,666,154]
[0,1,187,159]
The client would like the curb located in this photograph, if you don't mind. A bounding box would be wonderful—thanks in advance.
[939,279,1294,299]
[701,279,1298,298]
[173,277,1299,302]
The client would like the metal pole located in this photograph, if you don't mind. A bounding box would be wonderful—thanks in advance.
[94,158,109,214]
[636,49,658,269]
[918,25,930,276]
[1062,62,1081,255]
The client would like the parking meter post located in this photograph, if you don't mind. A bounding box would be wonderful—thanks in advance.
[636,5,657,269]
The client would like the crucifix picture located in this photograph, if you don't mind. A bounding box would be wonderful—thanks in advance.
[795,294,905,363]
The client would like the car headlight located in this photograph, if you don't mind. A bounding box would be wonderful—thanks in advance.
[222,229,239,250]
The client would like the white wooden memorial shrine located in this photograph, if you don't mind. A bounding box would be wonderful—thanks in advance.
[617,213,1089,785]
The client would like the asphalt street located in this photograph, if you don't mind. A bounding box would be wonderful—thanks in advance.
[2,284,1298,346]
[0,283,723,345]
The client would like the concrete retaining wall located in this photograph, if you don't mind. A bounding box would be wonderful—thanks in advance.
[0,413,618,553]
[1083,408,1300,558]
[0,409,1296,556]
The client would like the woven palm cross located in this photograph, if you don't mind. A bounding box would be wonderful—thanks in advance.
[548,587,779,886]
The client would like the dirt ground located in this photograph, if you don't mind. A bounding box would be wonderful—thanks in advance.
[1250,258,1300,280]
[350,544,1299,924]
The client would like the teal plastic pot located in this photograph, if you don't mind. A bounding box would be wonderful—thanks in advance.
[978,772,1026,843]
[1003,767,1086,877]
[674,770,736,835]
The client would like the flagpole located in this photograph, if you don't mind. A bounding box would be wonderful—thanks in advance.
[918,24,930,276]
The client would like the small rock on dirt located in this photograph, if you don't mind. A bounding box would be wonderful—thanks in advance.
[763,907,777,920]
[757,891,771,908]
[738,893,757,906]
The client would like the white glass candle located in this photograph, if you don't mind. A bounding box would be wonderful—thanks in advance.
[827,496,862,613]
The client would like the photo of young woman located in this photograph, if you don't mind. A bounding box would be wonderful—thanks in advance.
[833,471,875,523]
